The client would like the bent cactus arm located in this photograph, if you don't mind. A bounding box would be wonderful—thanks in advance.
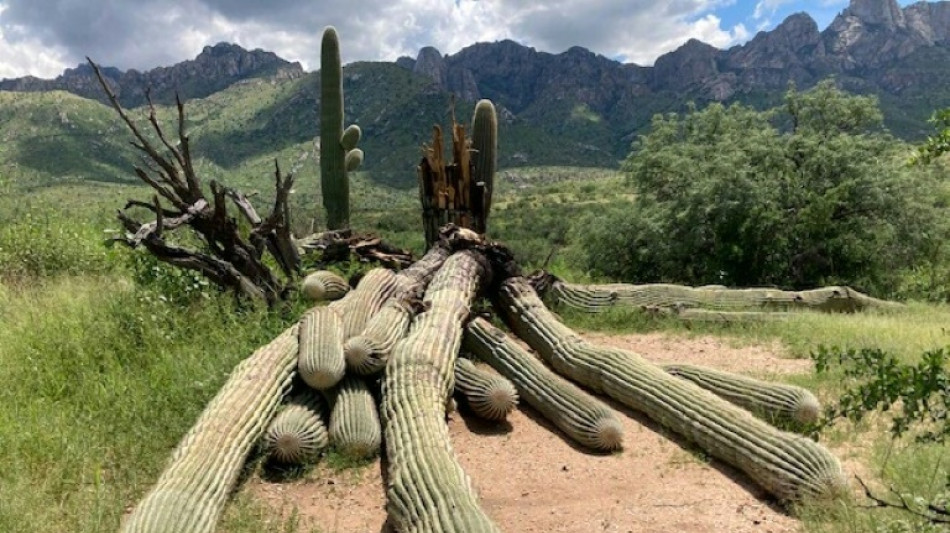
[382,250,501,533]
[453,357,519,421]
[463,317,623,451]
[329,267,400,339]
[497,277,847,502]
[327,375,382,459]
[261,389,330,464]
[301,270,350,302]
[662,363,820,427]
[122,326,299,533]
[297,306,345,390]
[344,297,414,375]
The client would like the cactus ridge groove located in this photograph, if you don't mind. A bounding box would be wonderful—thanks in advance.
[297,306,345,390]
[464,317,624,451]
[497,277,846,502]
[301,270,350,302]
[328,375,383,459]
[261,389,330,464]
[453,357,519,421]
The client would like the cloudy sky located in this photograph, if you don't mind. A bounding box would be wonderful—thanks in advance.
[0,0,918,79]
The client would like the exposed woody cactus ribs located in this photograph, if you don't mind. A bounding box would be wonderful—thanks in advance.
[496,277,847,502]
[453,357,519,421]
[262,389,330,464]
[122,326,299,533]
[382,249,502,533]
[463,317,623,451]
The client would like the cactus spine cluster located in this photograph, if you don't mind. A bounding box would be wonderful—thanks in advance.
[470,99,497,234]
[453,357,519,421]
[463,318,623,451]
[497,277,846,501]
[261,389,331,464]
[301,270,350,301]
[320,26,362,230]
[382,250,501,533]
[663,364,821,427]
[297,306,345,390]
[328,375,382,459]
[121,326,299,533]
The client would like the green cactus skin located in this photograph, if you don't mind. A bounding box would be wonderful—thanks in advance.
[470,99,497,234]
[121,326,299,533]
[319,26,362,230]
[497,277,847,502]
[327,375,382,459]
[548,279,900,314]
[298,306,345,390]
[663,364,821,427]
[329,268,400,340]
[382,250,502,533]
[344,297,414,375]
[301,270,350,302]
[463,317,624,451]
[453,357,519,421]
[261,389,330,464]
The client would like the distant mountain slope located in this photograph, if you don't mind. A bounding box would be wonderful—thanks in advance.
[3,0,950,187]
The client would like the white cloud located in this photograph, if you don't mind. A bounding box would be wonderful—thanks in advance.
[753,0,796,20]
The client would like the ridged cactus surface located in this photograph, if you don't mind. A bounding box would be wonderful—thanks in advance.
[464,317,624,451]
[261,389,330,464]
[470,99,497,234]
[382,250,501,533]
[548,279,900,314]
[453,357,518,421]
[297,306,345,390]
[497,277,846,502]
[329,268,400,340]
[328,375,382,459]
[663,364,820,427]
[301,270,350,302]
[121,326,299,533]
[344,297,414,375]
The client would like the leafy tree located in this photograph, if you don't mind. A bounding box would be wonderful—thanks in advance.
[579,81,947,295]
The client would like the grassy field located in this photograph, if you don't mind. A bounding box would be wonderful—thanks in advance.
[1,168,948,532]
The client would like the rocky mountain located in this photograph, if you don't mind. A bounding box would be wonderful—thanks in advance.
[0,42,305,107]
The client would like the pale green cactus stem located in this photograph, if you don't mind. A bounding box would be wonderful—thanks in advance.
[453,357,519,421]
[121,326,299,533]
[463,317,624,451]
[343,297,415,375]
[261,389,330,464]
[497,277,847,502]
[329,268,401,340]
[546,278,900,314]
[470,99,497,234]
[301,270,350,302]
[297,306,345,390]
[382,250,502,533]
[327,375,382,459]
[663,364,821,427]
[319,26,362,230]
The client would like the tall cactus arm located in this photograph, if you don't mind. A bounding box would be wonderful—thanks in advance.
[121,326,299,533]
[496,277,847,502]
[301,270,350,302]
[662,364,821,427]
[297,306,345,390]
[470,99,497,234]
[453,357,519,421]
[382,250,502,533]
[463,317,623,451]
[261,389,330,464]
[327,375,382,459]
[319,26,348,230]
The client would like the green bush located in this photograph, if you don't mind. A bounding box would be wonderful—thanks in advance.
[0,209,117,280]
[578,81,950,296]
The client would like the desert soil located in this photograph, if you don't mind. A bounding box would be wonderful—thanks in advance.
[247,331,816,533]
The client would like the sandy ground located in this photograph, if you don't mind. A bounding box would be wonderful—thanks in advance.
[247,331,815,533]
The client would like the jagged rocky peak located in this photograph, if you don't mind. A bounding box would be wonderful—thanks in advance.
[412,46,447,87]
[652,38,721,89]
[844,0,905,29]
[726,12,821,70]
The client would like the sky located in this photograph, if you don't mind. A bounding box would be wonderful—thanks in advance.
[0,0,921,80]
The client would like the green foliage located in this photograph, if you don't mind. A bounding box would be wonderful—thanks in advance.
[125,250,215,304]
[0,209,117,280]
[911,108,950,165]
[580,81,949,296]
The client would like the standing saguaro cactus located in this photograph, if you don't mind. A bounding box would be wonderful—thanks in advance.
[470,99,497,234]
[320,26,362,230]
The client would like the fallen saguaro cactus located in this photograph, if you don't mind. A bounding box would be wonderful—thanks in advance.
[328,375,383,459]
[301,270,350,302]
[382,249,502,533]
[121,326,299,533]
[261,389,330,464]
[497,276,847,501]
[453,357,519,421]
[464,317,624,452]
[533,272,902,314]
[662,364,821,427]
[297,306,345,390]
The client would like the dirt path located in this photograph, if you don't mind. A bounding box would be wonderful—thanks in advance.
[247,331,811,533]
